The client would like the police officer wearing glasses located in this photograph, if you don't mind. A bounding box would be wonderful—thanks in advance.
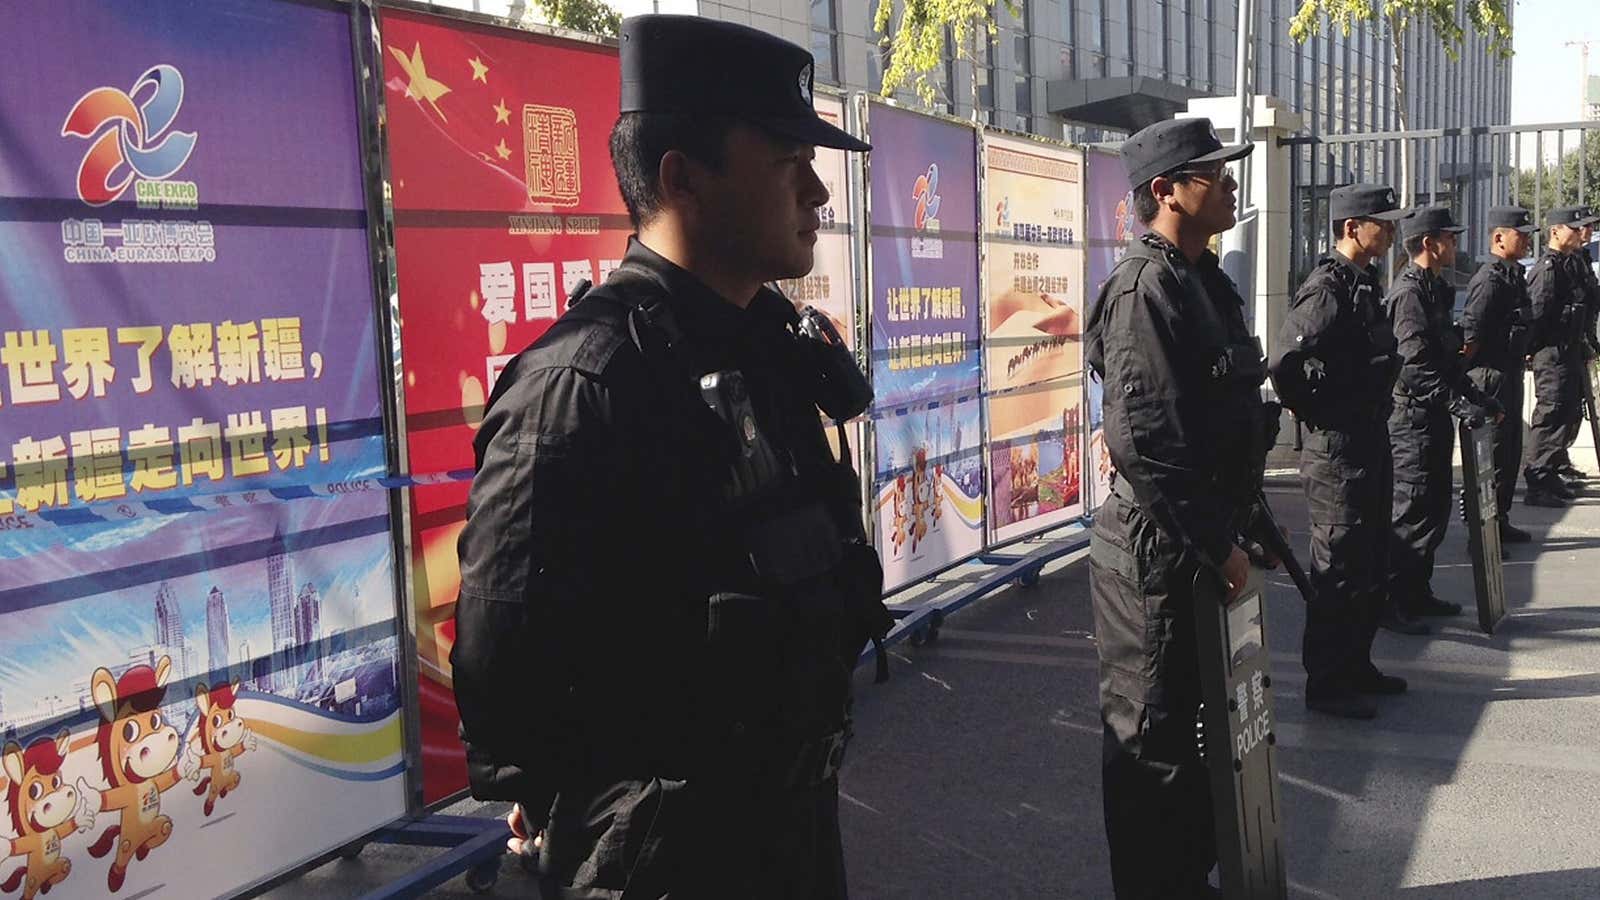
[450,16,887,899]
[1085,117,1270,900]
[1269,184,1409,721]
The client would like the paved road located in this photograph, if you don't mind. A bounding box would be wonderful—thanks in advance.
[268,471,1600,898]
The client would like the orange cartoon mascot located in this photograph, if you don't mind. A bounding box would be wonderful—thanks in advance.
[81,658,182,893]
[0,731,93,899]
[182,680,256,817]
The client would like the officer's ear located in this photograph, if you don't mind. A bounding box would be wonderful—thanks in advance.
[657,149,701,215]
[1148,174,1179,213]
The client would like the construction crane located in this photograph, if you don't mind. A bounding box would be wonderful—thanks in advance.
[1566,40,1598,121]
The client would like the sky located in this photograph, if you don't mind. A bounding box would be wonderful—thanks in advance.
[1509,0,1597,127]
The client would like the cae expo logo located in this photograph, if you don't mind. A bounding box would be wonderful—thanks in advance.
[62,64,198,208]
[910,163,944,260]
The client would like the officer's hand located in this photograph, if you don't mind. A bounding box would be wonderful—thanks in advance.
[1222,544,1251,600]
[507,803,543,858]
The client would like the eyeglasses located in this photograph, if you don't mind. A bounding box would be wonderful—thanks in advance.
[1167,163,1227,182]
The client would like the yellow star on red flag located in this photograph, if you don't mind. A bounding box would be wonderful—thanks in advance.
[493,99,511,124]
[469,56,489,83]
[494,138,512,160]
[388,42,452,121]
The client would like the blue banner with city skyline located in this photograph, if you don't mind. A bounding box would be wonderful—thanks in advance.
[0,2,406,898]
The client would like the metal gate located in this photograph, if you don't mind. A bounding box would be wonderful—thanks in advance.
[1283,121,1600,292]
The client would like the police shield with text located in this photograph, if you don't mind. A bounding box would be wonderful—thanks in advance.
[1459,421,1508,632]
[449,16,888,899]
[1085,116,1285,900]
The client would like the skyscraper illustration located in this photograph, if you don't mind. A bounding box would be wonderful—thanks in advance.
[296,582,324,682]
[154,581,189,680]
[267,525,296,692]
[206,585,231,679]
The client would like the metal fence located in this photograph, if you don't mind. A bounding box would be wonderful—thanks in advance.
[1283,120,1600,291]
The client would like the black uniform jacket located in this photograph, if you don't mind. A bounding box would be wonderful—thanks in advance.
[1461,257,1531,374]
[1385,262,1489,413]
[450,238,856,802]
[1085,232,1262,569]
[1528,250,1587,351]
[1269,251,1397,432]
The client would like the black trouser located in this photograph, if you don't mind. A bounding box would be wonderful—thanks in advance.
[1527,345,1583,485]
[1557,350,1594,470]
[538,773,848,899]
[1089,488,1216,900]
[1468,366,1525,519]
[1388,398,1455,609]
[1299,422,1392,698]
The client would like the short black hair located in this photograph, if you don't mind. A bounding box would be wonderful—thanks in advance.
[1132,170,1210,225]
[1132,178,1160,225]
[609,112,736,228]
[1403,232,1431,256]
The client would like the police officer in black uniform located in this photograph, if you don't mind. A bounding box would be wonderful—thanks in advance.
[1084,117,1266,900]
[1269,184,1410,722]
[1558,206,1600,479]
[450,16,885,899]
[1384,206,1500,619]
[1524,206,1594,505]
[1461,205,1539,542]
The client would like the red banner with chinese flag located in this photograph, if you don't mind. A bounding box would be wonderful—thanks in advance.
[379,6,628,803]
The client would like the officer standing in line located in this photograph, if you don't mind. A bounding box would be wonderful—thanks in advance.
[450,16,886,899]
[1269,184,1411,722]
[1524,206,1594,505]
[1084,117,1266,900]
[1461,206,1540,543]
[1550,205,1600,481]
[1384,207,1501,621]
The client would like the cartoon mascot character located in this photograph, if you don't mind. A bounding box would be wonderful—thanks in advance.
[0,731,93,899]
[182,680,256,817]
[81,658,181,893]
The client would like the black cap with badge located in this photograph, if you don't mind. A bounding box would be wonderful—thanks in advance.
[1120,117,1252,188]
[1486,205,1538,234]
[1328,183,1409,223]
[619,15,870,153]
[1579,205,1600,226]
[1545,205,1592,228]
[1400,205,1467,240]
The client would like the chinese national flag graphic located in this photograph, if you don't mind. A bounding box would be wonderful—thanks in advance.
[378,7,628,804]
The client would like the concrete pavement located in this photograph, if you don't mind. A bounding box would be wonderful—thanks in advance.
[266,469,1600,898]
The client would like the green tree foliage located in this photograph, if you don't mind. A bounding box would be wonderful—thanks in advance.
[1514,131,1600,214]
[514,0,620,38]
[1288,0,1512,203]
[872,0,1018,114]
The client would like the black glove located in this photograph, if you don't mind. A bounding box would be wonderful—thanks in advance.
[1449,396,1495,428]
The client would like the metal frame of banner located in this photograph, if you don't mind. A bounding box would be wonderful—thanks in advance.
[975,125,1091,547]
[273,3,589,898]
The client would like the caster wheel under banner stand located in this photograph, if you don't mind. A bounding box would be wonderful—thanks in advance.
[465,859,500,894]
[1017,565,1042,589]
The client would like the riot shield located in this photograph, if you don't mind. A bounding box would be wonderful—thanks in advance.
[1459,422,1507,634]
[1193,565,1287,899]
[1584,363,1600,471]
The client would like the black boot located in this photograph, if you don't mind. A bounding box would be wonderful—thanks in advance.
[1498,520,1533,543]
